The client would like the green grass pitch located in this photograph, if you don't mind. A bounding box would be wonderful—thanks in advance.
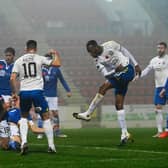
[0,128,168,168]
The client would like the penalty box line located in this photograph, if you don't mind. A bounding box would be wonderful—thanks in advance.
[30,143,168,155]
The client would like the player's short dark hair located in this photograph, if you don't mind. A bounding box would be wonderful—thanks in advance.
[4,47,15,56]
[86,40,98,52]
[26,40,37,50]
[158,42,167,48]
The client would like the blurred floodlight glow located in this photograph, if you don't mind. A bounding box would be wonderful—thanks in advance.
[105,0,113,2]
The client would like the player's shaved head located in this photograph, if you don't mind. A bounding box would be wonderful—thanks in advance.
[86,40,103,58]
[26,40,37,50]
[86,40,98,52]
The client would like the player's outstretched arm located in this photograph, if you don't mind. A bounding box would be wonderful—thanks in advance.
[140,64,153,78]
[28,120,44,134]
[57,68,71,93]
[49,49,61,67]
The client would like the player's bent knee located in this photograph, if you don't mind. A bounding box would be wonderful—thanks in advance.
[115,104,124,110]
[155,108,162,114]
[0,138,9,150]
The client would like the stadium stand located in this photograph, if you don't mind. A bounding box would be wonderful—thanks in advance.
[0,0,167,105]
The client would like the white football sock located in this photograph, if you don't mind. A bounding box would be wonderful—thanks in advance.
[117,109,128,136]
[18,118,28,146]
[86,93,104,115]
[43,119,55,148]
[155,109,163,133]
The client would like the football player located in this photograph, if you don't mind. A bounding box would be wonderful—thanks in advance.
[73,40,141,145]
[7,99,44,151]
[0,98,44,151]
[10,40,61,154]
[0,47,16,104]
[37,52,71,139]
[139,42,168,137]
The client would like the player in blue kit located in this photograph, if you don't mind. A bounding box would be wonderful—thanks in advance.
[0,47,15,102]
[0,48,15,150]
[37,52,71,139]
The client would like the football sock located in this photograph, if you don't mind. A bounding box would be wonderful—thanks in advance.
[117,109,128,136]
[18,118,28,146]
[43,119,55,148]
[155,109,163,133]
[86,93,104,115]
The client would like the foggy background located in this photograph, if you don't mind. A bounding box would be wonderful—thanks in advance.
[0,0,168,107]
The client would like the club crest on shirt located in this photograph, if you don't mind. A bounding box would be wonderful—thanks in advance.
[0,65,3,69]
[108,50,114,56]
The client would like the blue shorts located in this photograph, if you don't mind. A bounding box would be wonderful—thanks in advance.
[19,90,49,115]
[108,64,135,96]
[7,108,32,124]
[7,108,21,124]
[154,87,166,105]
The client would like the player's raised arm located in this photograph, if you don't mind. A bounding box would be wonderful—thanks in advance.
[140,62,153,77]
[49,49,61,67]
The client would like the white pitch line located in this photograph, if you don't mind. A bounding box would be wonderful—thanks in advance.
[30,143,168,155]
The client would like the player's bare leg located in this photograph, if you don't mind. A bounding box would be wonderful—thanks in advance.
[0,137,9,150]
[73,81,112,121]
[115,94,134,146]
[42,112,56,153]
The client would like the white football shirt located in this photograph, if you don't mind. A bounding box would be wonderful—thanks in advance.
[12,53,52,91]
[141,54,168,87]
[95,41,129,77]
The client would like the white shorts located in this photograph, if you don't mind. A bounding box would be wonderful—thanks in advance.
[46,97,58,111]
[0,120,10,138]
[1,95,11,103]
[9,123,20,137]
